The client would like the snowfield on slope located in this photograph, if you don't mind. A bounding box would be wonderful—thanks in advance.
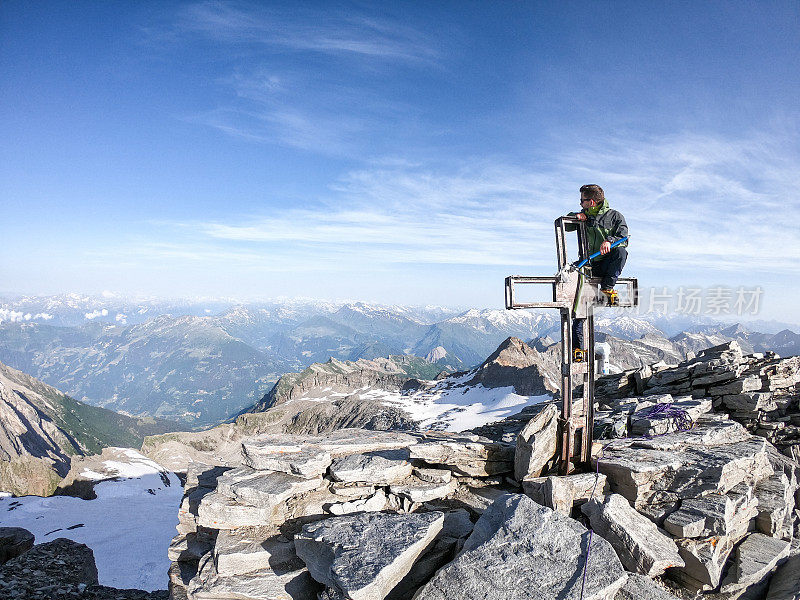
[291,371,551,432]
[0,450,181,592]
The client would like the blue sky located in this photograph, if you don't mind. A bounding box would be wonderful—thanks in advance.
[1,1,799,322]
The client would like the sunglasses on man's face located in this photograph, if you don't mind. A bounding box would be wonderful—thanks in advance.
[580,198,593,204]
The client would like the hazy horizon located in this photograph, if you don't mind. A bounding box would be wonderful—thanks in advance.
[1,289,798,332]
[2,3,798,321]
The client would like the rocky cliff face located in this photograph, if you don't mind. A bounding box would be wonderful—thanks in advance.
[467,336,558,395]
[252,355,445,412]
[0,363,86,496]
[0,361,181,496]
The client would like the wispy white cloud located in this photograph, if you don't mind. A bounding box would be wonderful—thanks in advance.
[166,2,446,155]
[557,131,798,273]
[177,1,441,64]
[127,128,798,280]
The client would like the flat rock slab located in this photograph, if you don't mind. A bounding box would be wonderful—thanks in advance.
[295,511,444,600]
[582,493,684,577]
[630,397,712,437]
[241,443,332,479]
[409,432,514,477]
[390,479,458,503]
[631,415,751,451]
[197,491,276,529]
[719,533,791,597]
[0,527,34,564]
[598,437,772,509]
[413,494,627,600]
[243,430,419,459]
[190,550,318,600]
[614,574,681,600]
[216,467,324,510]
[214,530,296,576]
[328,449,412,484]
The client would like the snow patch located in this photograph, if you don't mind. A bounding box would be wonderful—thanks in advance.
[0,472,182,591]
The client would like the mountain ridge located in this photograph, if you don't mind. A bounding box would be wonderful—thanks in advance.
[0,360,182,496]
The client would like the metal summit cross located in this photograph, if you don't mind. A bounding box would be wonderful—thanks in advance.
[505,216,638,474]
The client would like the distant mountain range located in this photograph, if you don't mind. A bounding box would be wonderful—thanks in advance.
[0,294,797,426]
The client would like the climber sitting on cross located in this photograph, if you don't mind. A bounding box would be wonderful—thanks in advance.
[566,184,629,362]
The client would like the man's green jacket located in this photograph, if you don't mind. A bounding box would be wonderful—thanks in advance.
[566,199,629,255]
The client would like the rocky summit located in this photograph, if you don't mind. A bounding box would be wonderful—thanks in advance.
[5,338,797,599]
[163,339,800,600]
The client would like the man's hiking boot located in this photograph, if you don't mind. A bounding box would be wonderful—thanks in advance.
[601,288,619,306]
[573,348,587,363]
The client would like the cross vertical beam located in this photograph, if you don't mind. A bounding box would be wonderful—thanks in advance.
[505,216,638,474]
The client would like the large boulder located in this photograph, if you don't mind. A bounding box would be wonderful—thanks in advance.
[241,442,332,479]
[327,449,412,485]
[767,551,800,600]
[0,527,34,565]
[295,511,444,600]
[413,494,628,600]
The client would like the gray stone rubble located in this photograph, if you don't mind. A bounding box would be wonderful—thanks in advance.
[167,341,800,600]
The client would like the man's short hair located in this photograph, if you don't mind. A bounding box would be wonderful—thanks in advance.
[579,184,604,201]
